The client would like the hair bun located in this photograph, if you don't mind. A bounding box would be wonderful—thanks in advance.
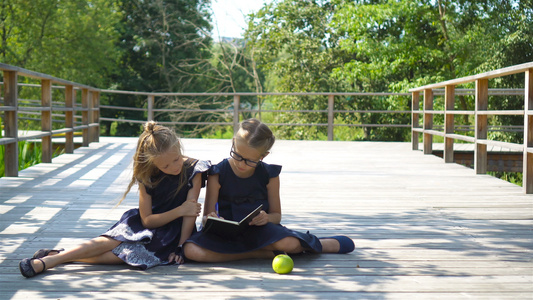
[145,120,157,133]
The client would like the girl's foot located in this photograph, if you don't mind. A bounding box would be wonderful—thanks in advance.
[320,236,355,254]
[19,258,46,278]
[32,248,64,259]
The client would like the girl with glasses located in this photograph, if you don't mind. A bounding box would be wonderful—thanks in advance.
[183,118,354,263]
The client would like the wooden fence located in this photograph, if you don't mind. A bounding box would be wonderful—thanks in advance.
[1,62,531,193]
[0,64,100,177]
[409,62,533,193]
[97,89,411,136]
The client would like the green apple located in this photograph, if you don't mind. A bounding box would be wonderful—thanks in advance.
[272,254,293,274]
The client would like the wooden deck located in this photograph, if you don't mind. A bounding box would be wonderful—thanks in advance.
[1,138,532,299]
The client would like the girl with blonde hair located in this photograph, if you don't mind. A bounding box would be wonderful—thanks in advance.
[19,121,210,277]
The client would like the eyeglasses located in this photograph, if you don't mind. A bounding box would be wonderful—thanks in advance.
[230,149,261,167]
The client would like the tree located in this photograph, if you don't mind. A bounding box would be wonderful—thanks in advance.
[164,38,267,137]
[245,0,532,141]
[332,0,531,132]
[103,0,213,136]
[476,0,533,144]
[246,0,354,140]
[0,0,121,86]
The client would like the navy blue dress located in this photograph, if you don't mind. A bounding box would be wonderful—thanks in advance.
[102,159,210,269]
[186,159,322,254]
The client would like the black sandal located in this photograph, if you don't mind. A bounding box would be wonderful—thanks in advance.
[32,248,64,259]
[19,258,46,278]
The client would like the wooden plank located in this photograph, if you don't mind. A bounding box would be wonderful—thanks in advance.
[477,110,524,115]
[444,85,455,163]
[524,68,533,193]
[88,91,95,143]
[0,63,97,91]
[65,85,75,153]
[446,133,476,143]
[92,91,100,143]
[40,79,53,163]
[423,89,433,154]
[475,79,488,174]
[3,70,18,177]
[409,62,533,91]
[81,88,89,147]
[233,95,240,133]
[0,106,16,111]
[0,138,532,299]
[476,139,523,151]
[327,94,334,141]
[411,91,420,150]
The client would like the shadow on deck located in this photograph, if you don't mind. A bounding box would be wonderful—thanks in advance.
[0,138,532,299]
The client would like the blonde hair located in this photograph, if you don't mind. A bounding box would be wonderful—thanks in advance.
[235,118,275,155]
[118,121,188,205]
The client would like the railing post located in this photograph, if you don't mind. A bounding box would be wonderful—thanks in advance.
[233,95,240,134]
[327,95,334,141]
[41,79,52,163]
[92,91,100,143]
[3,70,18,177]
[412,91,420,150]
[81,88,89,147]
[524,68,533,193]
[65,85,75,153]
[147,95,154,121]
[475,79,488,174]
[423,89,433,154]
[444,85,455,163]
[87,90,95,143]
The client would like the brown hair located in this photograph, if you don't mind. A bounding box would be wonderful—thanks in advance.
[234,118,275,155]
[118,121,188,205]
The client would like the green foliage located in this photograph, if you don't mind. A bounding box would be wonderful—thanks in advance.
[247,0,350,93]
[0,141,62,178]
[488,171,523,187]
[18,141,41,171]
[0,0,122,86]
[243,0,530,142]
[245,0,353,139]
[202,126,234,139]
[163,41,265,138]
[102,0,214,137]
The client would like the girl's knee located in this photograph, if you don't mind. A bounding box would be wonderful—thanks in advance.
[183,243,209,262]
[274,237,302,253]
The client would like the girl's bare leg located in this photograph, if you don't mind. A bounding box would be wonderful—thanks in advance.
[183,243,274,263]
[183,236,344,263]
[29,236,123,272]
[264,237,342,253]
[262,237,305,253]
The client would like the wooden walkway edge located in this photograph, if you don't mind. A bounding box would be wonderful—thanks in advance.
[0,138,532,299]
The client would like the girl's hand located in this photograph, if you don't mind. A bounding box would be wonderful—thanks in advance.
[202,212,223,226]
[206,211,222,219]
[249,210,268,226]
[181,200,201,217]
[168,247,185,265]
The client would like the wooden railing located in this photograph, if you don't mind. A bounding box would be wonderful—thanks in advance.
[409,62,533,193]
[0,63,100,177]
[0,63,413,178]
[2,62,531,194]
[97,89,411,138]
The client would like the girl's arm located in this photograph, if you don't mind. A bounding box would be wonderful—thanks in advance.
[177,173,203,246]
[138,178,201,229]
[203,174,220,218]
[250,176,282,226]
